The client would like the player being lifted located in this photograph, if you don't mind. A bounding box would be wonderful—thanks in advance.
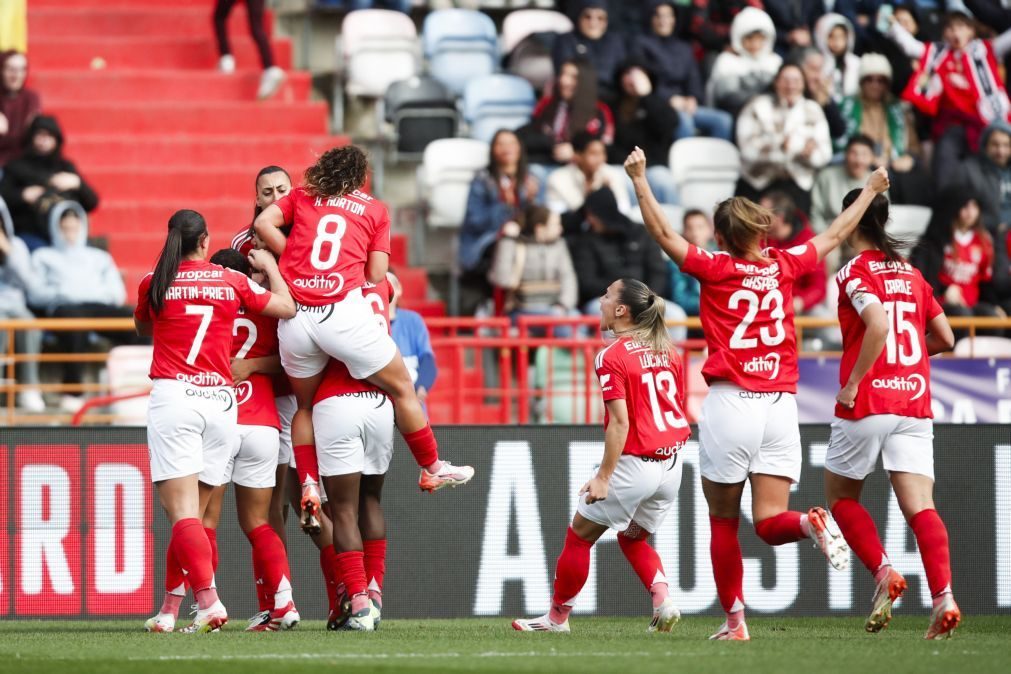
[137,210,295,633]
[513,278,690,633]
[825,190,960,639]
[627,147,889,640]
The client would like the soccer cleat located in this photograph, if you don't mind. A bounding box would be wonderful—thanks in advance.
[419,462,475,493]
[866,567,907,633]
[327,591,352,631]
[337,605,375,632]
[924,594,961,640]
[649,598,681,633]
[807,507,850,571]
[300,482,322,535]
[709,621,750,641]
[143,612,175,633]
[179,600,228,633]
[371,599,382,630]
[511,614,571,633]
[245,610,271,632]
[247,601,300,632]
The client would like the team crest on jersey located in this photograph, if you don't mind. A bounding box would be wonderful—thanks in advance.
[871,374,926,401]
[741,352,781,380]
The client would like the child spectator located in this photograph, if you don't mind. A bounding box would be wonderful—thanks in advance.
[667,209,713,317]
[547,132,630,218]
[761,190,829,314]
[736,63,833,213]
[552,1,627,100]
[388,271,437,406]
[0,116,98,251]
[811,134,877,234]
[942,120,1011,233]
[0,195,42,411]
[0,50,39,166]
[706,7,783,117]
[815,13,861,101]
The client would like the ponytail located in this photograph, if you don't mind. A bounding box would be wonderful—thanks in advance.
[713,197,772,258]
[841,189,905,262]
[149,209,208,314]
[618,278,673,355]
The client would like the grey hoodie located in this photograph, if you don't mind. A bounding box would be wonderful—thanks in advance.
[29,201,126,311]
[945,120,1011,231]
[0,195,38,315]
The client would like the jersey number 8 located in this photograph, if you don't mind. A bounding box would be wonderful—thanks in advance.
[310,214,347,271]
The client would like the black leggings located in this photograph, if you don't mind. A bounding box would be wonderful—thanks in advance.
[213,0,274,69]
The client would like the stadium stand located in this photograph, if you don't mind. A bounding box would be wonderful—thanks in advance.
[422,9,499,95]
[461,74,536,143]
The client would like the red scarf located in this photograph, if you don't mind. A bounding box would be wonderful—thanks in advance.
[903,39,1010,127]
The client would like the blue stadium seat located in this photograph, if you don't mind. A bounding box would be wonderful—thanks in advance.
[422,9,498,96]
[462,74,536,144]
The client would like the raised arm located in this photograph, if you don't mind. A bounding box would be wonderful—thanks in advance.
[811,166,890,261]
[624,147,690,266]
[252,203,288,256]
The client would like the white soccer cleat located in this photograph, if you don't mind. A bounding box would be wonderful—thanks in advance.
[179,600,228,633]
[925,593,961,640]
[143,612,175,633]
[257,66,285,99]
[338,605,375,632]
[511,614,571,633]
[371,599,382,630]
[649,598,681,633]
[808,507,850,571]
[866,567,907,633]
[419,461,475,493]
[709,620,750,641]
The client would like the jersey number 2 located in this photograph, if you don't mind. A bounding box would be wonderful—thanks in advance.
[641,371,688,432]
[310,214,347,271]
[233,318,258,359]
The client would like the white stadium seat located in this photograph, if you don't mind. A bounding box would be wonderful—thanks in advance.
[668,138,741,211]
[462,74,536,143]
[423,9,499,96]
[953,336,1011,357]
[105,345,154,425]
[418,138,489,229]
[339,10,418,98]
[887,204,932,250]
[501,9,573,55]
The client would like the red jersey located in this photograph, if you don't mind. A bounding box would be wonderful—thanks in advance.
[314,279,393,404]
[938,230,993,307]
[231,224,254,256]
[231,308,280,429]
[135,259,271,386]
[835,251,944,420]
[274,187,391,307]
[595,336,690,459]
[680,242,819,393]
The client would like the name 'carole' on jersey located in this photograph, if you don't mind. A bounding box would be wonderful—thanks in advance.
[595,336,690,459]
[274,187,391,307]
[680,242,819,393]
[836,250,943,420]
[135,259,271,386]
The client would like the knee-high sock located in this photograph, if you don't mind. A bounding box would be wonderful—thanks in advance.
[910,509,953,598]
[832,498,889,573]
[293,444,319,486]
[549,528,594,624]
[171,518,217,609]
[204,527,218,588]
[617,533,668,608]
[709,515,744,615]
[754,511,806,545]
[251,547,271,612]
[159,538,187,616]
[403,425,439,469]
[335,550,368,613]
[363,539,387,605]
[248,524,293,609]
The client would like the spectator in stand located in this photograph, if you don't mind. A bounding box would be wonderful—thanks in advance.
[518,60,614,171]
[608,61,679,205]
[547,132,631,220]
[911,188,1003,323]
[552,1,627,101]
[736,63,832,213]
[387,271,437,406]
[684,0,765,67]
[0,51,39,167]
[489,204,579,337]
[459,129,540,289]
[0,196,43,412]
[706,7,783,118]
[632,1,734,141]
[764,0,826,55]
[811,134,877,234]
[991,221,1011,320]
[667,209,714,317]
[0,116,98,251]
[762,190,829,314]
[942,120,1011,233]
[888,9,1011,184]
[28,203,137,413]
[815,13,861,102]
[798,47,848,144]
[213,0,285,99]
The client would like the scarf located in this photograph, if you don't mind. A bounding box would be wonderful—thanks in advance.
[903,38,1011,125]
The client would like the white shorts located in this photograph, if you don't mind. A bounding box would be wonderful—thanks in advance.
[278,287,397,380]
[826,415,934,480]
[225,424,280,489]
[699,383,802,484]
[577,454,684,533]
[313,391,395,477]
[147,379,237,486]
[275,394,296,466]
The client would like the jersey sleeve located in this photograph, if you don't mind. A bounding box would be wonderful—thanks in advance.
[273,190,297,226]
[840,263,881,316]
[927,295,944,320]
[231,271,272,314]
[134,273,153,322]
[595,349,626,402]
[779,242,819,278]
[678,245,723,283]
[369,207,392,255]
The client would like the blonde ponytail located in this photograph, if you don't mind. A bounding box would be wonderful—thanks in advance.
[618,278,674,356]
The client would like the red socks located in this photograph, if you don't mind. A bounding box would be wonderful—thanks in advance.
[293,444,320,486]
[832,498,889,573]
[335,550,368,599]
[248,524,293,608]
[549,527,594,624]
[252,551,271,612]
[164,538,188,596]
[363,539,387,605]
[617,532,668,608]
[321,545,340,612]
[204,527,218,573]
[754,511,807,546]
[709,515,745,615]
[910,508,953,598]
[171,518,217,609]
[403,425,439,469]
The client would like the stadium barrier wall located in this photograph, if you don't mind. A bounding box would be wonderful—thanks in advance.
[1,425,1009,620]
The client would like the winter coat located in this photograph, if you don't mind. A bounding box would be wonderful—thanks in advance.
[489,221,578,311]
[809,165,868,233]
[815,13,861,102]
[546,163,632,216]
[942,120,1011,232]
[0,195,37,316]
[551,16,627,99]
[28,201,126,312]
[837,95,909,157]
[706,7,783,116]
[566,218,669,306]
[517,95,615,165]
[0,50,41,166]
[631,8,704,102]
[764,0,826,54]
[684,0,764,54]
[608,93,678,168]
[458,168,540,273]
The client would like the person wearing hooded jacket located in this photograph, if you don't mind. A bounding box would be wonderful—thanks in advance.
[552,0,627,101]
[0,50,40,167]
[706,7,783,117]
[940,120,1011,234]
[28,202,136,413]
[0,194,43,412]
[815,13,861,102]
[0,115,98,251]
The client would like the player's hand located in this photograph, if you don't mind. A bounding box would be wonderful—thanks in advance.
[248,248,278,272]
[867,166,890,194]
[624,146,647,180]
[231,357,256,383]
[579,475,609,504]
[836,382,859,409]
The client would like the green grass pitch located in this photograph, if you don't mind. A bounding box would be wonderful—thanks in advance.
[2,617,1010,674]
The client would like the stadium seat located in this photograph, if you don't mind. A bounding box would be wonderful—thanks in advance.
[953,336,1011,357]
[887,204,932,251]
[630,203,685,234]
[501,9,573,55]
[422,9,498,96]
[418,137,489,229]
[461,74,536,143]
[104,345,154,425]
[384,76,459,161]
[668,138,741,211]
[501,9,572,90]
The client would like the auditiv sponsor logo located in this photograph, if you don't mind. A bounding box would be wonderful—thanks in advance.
[871,374,926,400]
[293,273,345,296]
[742,353,781,379]
[176,371,226,386]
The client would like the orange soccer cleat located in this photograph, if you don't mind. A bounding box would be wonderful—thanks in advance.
[866,567,907,633]
[924,594,961,640]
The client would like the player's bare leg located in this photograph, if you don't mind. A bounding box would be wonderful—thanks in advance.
[702,478,749,640]
[360,474,387,628]
[269,464,288,546]
[288,372,326,533]
[324,472,374,631]
[236,485,300,631]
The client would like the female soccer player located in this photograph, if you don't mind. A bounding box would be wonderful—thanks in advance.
[138,210,295,633]
[252,146,473,522]
[626,147,889,640]
[513,278,689,633]
[825,190,959,639]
